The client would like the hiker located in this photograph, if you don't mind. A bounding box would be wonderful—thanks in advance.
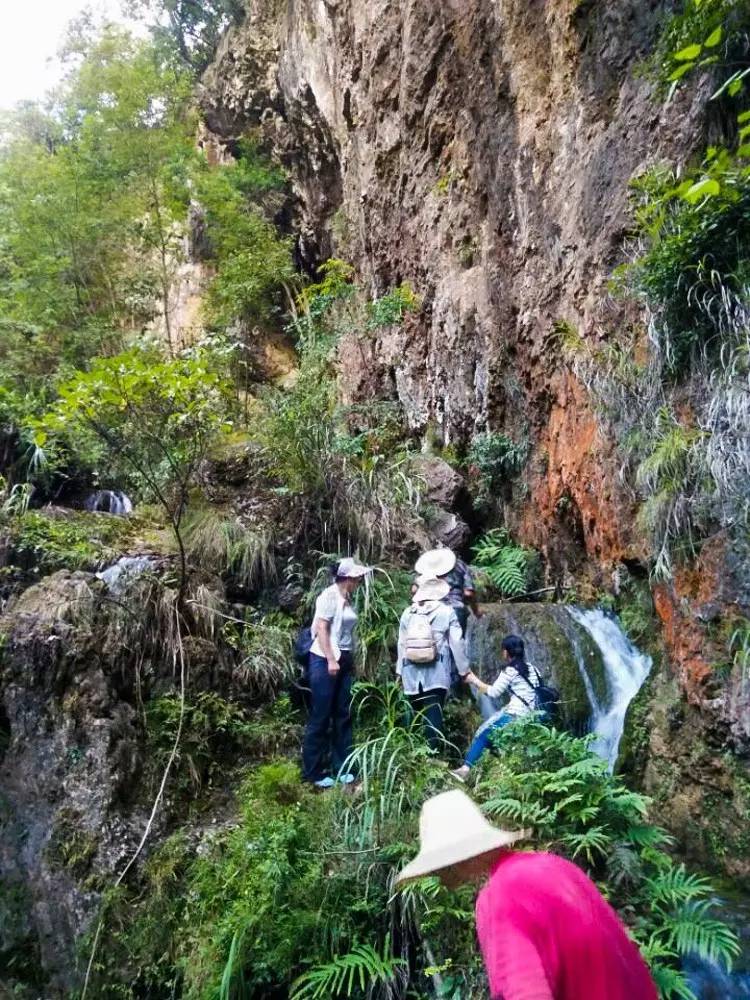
[414,547,480,636]
[451,634,540,782]
[396,577,469,750]
[396,789,659,1000]
[302,557,371,789]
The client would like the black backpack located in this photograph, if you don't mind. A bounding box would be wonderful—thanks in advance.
[294,625,313,666]
[517,662,560,722]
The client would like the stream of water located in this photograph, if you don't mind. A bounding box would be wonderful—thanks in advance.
[566,607,652,771]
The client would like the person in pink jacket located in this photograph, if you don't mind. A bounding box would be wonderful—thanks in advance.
[396,790,658,1000]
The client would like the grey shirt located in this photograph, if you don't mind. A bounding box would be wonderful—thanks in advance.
[396,601,469,694]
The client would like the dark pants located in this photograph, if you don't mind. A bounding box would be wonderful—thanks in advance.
[302,651,354,782]
[407,687,447,751]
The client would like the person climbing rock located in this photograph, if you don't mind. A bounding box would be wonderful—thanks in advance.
[396,577,469,750]
[452,634,540,782]
[302,557,371,789]
[396,789,658,1000]
[414,547,480,636]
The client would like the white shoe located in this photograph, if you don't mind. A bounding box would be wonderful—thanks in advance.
[337,773,356,785]
[314,776,335,789]
[450,768,468,784]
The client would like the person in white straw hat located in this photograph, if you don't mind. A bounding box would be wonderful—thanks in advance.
[396,577,469,750]
[414,546,481,637]
[396,790,658,1000]
[302,557,372,789]
[395,789,526,887]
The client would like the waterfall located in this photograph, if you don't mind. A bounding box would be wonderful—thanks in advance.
[85,490,133,515]
[96,556,154,595]
[567,607,652,771]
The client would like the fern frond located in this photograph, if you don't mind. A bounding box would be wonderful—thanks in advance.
[648,962,698,1000]
[560,826,610,864]
[645,864,713,909]
[658,901,741,967]
[290,941,405,1000]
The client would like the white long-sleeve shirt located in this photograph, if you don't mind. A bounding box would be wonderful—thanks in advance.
[485,661,540,717]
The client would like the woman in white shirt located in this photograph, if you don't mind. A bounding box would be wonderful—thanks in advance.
[451,634,539,782]
[302,557,371,789]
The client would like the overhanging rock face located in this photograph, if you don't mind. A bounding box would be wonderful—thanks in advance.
[199,0,707,575]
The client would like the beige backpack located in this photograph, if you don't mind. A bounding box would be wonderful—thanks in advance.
[404,607,439,665]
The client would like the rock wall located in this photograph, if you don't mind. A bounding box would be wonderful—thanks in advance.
[200,0,708,574]
[198,0,750,874]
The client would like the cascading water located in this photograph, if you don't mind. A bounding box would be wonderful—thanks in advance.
[85,490,133,515]
[567,607,652,771]
[96,555,154,596]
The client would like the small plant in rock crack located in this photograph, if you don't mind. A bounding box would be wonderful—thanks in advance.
[467,432,528,504]
[471,528,539,599]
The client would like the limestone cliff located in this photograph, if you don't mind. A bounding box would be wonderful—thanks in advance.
[201,0,709,573]
[198,0,750,863]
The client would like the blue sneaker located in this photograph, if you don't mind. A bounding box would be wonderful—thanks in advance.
[314,777,335,789]
[337,773,356,785]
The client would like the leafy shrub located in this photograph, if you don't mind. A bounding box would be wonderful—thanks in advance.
[620,144,750,376]
[467,432,528,504]
[367,283,420,329]
[42,342,232,590]
[146,691,258,795]
[253,269,426,559]
[476,718,740,996]
[472,528,539,598]
[5,510,131,573]
[649,0,750,97]
[197,143,294,328]
[354,567,414,673]
[223,612,298,699]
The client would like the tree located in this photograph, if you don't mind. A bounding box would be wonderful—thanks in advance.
[124,0,245,71]
[0,28,195,394]
[40,342,231,597]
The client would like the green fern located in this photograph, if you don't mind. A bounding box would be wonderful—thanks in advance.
[657,901,741,967]
[649,962,698,1000]
[645,865,713,910]
[472,529,536,598]
[561,826,610,864]
[290,940,405,999]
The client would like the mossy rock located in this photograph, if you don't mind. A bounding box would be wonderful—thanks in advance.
[467,603,608,730]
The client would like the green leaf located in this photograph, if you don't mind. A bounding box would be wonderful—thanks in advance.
[703,26,722,48]
[736,145,750,158]
[682,178,720,203]
[673,44,702,62]
[668,63,695,82]
[738,110,750,124]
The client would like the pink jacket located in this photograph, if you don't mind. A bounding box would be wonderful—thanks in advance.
[475,852,658,1000]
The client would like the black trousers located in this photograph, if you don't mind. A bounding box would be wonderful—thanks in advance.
[302,651,354,781]
[407,687,447,751]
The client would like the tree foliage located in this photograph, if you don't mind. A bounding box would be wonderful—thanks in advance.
[41,342,231,588]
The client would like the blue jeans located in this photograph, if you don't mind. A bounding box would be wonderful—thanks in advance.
[302,651,354,782]
[465,711,514,768]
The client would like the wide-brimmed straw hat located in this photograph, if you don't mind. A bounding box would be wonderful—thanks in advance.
[413,577,450,603]
[396,790,528,885]
[336,557,372,579]
[415,547,456,579]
